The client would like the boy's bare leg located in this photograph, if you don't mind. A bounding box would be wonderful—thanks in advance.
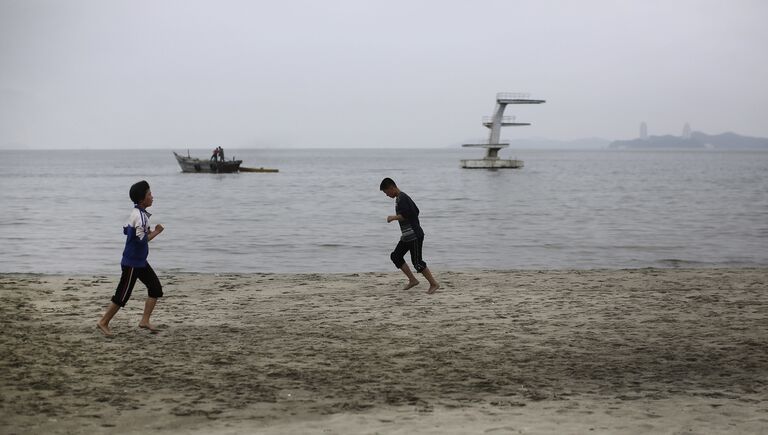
[139,297,159,332]
[422,267,440,294]
[399,264,420,289]
[97,303,120,336]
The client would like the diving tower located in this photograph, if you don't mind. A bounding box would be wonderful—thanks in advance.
[461,92,545,169]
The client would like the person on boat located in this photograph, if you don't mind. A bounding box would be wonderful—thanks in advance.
[380,177,440,294]
[210,147,219,162]
[217,146,225,162]
[97,180,165,336]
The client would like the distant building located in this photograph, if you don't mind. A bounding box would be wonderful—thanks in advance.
[682,122,691,139]
[640,122,648,140]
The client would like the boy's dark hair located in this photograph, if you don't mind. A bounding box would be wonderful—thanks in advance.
[380,177,396,191]
[129,180,150,204]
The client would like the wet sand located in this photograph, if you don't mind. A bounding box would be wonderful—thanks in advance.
[1,268,767,434]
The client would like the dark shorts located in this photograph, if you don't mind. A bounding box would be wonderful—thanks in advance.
[390,236,427,273]
[111,263,163,307]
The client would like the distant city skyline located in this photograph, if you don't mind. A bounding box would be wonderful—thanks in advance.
[2,0,767,149]
[638,121,700,140]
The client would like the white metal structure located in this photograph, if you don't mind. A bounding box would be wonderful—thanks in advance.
[461,92,545,169]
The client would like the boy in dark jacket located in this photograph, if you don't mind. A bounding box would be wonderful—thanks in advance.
[380,178,440,294]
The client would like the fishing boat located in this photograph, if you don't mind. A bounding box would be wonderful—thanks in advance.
[173,151,242,173]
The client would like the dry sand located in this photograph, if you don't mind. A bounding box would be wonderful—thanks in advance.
[1,268,766,434]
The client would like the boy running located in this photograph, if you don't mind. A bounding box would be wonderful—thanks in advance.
[97,180,164,336]
[380,177,440,294]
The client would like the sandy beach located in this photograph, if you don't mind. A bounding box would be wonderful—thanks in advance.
[1,268,766,434]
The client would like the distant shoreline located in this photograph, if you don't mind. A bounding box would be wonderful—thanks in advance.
[4,145,768,151]
[610,131,768,150]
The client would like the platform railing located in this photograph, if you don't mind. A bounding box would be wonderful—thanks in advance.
[482,116,517,123]
[496,92,531,100]
[462,143,510,148]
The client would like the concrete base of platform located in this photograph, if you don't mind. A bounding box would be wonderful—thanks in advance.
[460,158,524,169]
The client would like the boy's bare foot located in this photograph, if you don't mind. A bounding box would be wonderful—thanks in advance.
[139,323,159,333]
[97,322,113,337]
[427,284,440,294]
[403,280,419,290]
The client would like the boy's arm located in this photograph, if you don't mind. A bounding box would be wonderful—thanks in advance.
[148,224,164,241]
[388,194,417,223]
[397,195,417,219]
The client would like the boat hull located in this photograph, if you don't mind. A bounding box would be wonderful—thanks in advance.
[173,152,242,173]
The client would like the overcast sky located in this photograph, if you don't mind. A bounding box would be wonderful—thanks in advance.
[1,0,767,149]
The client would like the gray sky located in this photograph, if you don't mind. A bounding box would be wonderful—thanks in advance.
[2,0,767,149]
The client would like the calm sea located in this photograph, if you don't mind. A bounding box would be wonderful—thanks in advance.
[1,148,767,274]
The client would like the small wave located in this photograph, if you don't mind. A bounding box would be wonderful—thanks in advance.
[656,258,709,267]
[316,243,369,249]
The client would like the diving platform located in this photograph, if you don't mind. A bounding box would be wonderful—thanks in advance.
[496,92,546,105]
[482,116,530,128]
[461,92,545,169]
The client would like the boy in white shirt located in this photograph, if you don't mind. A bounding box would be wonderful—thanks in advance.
[97,180,165,336]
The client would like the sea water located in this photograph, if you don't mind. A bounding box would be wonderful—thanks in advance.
[1,148,767,273]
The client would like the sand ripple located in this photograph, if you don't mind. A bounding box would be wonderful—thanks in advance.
[1,269,766,434]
